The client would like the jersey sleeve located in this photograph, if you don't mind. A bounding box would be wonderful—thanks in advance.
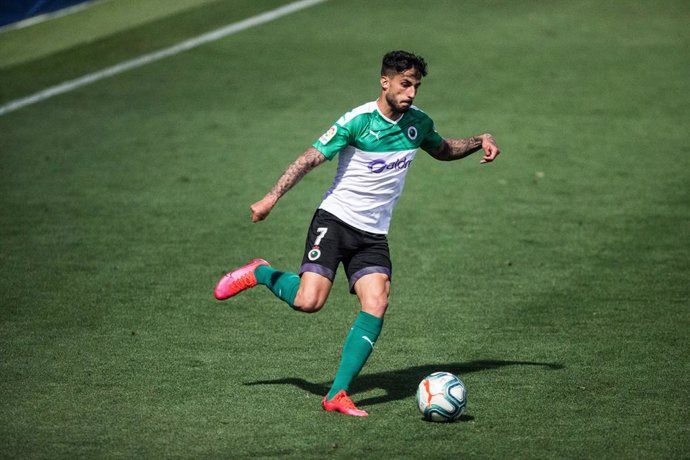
[312,122,351,160]
[420,118,444,152]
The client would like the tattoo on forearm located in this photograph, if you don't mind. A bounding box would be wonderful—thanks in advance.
[431,136,483,161]
[269,147,326,198]
[446,136,483,158]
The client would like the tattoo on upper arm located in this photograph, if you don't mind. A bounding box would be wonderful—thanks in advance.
[269,148,326,198]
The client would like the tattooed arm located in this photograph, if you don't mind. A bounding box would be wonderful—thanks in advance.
[426,133,501,164]
[250,147,327,222]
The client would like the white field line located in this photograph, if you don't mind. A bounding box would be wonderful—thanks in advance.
[0,0,328,117]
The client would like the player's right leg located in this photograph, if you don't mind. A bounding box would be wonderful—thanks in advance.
[215,259,300,305]
[292,272,332,313]
[214,260,333,311]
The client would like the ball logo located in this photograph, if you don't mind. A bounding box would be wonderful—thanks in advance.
[407,126,418,140]
[319,125,337,145]
[368,157,413,174]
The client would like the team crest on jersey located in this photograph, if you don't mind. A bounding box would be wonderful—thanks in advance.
[319,125,337,144]
[308,247,321,261]
[407,126,418,140]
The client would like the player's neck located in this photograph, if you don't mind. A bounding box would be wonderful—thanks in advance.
[376,97,403,122]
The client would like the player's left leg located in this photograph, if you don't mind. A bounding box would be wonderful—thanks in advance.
[327,273,389,397]
[323,273,390,416]
[322,229,391,416]
[353,272,390,318]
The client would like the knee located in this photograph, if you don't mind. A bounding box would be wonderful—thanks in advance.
[360,292,389,318]
[361,298,389,318]
[355,276,390,318]
[293,292,326,314]
[294,301,323,314]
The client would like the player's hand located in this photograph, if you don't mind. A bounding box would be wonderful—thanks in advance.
[250,194,278,222]
[480,134,501,164]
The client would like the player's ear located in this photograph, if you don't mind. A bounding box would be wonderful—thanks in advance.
[380,75,389,91]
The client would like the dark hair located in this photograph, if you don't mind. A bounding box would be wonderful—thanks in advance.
[380,50,428,77]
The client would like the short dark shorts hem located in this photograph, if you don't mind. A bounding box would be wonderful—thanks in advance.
[299,263,335,281]
[349,266,392,293]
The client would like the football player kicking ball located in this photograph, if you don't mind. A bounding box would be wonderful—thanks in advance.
[215,50,501,417]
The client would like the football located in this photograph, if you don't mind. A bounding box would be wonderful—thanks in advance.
[416,371,467,422]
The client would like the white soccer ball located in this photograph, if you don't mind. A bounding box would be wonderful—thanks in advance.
[416,371,467,422]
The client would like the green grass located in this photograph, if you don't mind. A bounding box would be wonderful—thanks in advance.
[0,0,220,67]
[1,0,689,457]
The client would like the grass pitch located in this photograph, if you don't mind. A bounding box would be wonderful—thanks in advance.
[1,0,689,458]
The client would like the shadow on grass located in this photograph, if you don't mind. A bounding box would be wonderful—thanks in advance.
[244,359,563,406]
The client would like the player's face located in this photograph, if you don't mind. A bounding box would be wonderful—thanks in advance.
[381,68,422,115]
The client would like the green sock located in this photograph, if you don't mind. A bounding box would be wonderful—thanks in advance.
[254,265,300,307]
[326,311,384,400]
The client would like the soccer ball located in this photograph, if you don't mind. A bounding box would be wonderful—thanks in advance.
[416,372,467,422]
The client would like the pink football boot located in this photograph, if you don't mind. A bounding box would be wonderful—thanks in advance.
[214,258,270,300]
[322,391,368,417]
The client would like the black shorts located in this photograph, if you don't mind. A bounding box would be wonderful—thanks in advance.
[299,209,392,293]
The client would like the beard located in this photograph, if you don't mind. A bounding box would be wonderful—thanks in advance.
[385,93,412,114]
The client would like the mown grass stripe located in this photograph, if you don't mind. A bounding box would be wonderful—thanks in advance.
[0,0,328,117]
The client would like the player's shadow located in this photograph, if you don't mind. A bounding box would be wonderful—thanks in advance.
[244,359,564,407]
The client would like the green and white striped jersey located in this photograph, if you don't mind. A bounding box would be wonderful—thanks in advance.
[313,101,443,234]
